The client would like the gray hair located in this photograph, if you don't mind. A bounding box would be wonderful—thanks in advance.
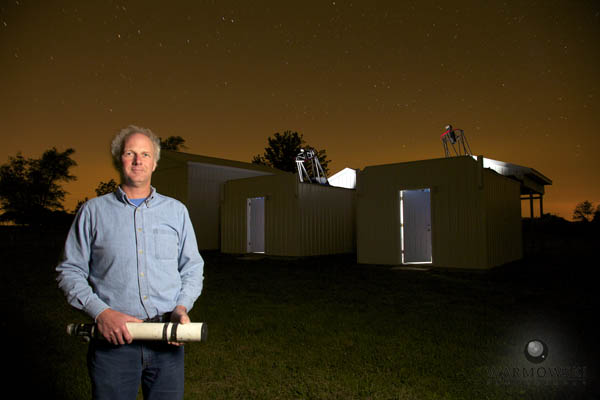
[111,125,161,170]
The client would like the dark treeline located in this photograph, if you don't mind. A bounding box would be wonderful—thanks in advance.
[0,135,188,228]
[1,134,598,232]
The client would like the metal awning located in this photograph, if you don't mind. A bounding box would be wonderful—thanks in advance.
[477,156,552,195]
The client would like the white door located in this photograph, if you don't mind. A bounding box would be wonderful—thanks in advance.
[247,197,265,253]
[401,189,432,264]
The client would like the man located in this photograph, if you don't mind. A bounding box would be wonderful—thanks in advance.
[56,125,204,400]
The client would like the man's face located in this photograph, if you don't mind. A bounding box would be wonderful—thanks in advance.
[120,133,157,188]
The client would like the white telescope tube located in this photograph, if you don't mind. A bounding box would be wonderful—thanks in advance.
[67,322,207,342]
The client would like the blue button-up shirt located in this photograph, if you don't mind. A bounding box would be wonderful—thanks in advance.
[56,187,204,321]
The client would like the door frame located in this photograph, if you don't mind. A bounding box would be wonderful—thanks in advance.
[246,196,266,253]
[399,188,433,264]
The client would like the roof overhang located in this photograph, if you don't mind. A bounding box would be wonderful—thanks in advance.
[475,156,552,195]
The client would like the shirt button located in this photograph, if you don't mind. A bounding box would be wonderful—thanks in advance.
[140,272,144,277]
[138,228,142,232]
[139,249,143,254]
[143,296,148,300]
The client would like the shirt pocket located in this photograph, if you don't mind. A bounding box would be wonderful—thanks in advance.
[153,228,179,260]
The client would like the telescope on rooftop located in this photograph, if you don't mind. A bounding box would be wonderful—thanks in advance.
[441,124,472,157]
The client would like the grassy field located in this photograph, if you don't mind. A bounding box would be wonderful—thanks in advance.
[2,221,598,399]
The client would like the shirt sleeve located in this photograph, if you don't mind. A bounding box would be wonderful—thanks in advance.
[56,203,110,320]
[175,205,204,312]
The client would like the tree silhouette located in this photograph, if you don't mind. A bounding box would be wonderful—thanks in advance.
[74,178,120,214]
[252,131,330,175]
[593,205,600,223]
[573,200,594,222]
[160,136,187,151]
[0,148,77,225]
[95,179,119,196]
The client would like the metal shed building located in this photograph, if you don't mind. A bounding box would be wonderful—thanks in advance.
[356,155,547,269]
[152,150,282,250]
[221,173,356,256]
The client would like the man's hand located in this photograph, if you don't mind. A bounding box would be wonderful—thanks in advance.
[96,309,143,345]
[169,305,190,346]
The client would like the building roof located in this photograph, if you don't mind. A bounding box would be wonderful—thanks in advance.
[160,150,285,174]
[478,156,552,195]
[362,155,552,195]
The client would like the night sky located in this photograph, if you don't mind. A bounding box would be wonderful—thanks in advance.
[1,1,598,219]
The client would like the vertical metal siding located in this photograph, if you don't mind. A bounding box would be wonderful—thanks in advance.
[356,166,401,265]
[298,183,356,255]
[357,156,522,269]
[186,162,272,250]
[221,174,355,256]
[152,157,189,205]
[221,174,300,255]
[430,157,487,269]
[154,156,274,251]
[483,169,522,267]
[357,157,488,268]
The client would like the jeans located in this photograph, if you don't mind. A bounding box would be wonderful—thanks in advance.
[87,340,184,400]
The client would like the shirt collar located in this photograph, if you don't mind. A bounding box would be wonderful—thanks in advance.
[115,186,157,207]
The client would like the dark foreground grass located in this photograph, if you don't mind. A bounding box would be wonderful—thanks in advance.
[2,224,599,399]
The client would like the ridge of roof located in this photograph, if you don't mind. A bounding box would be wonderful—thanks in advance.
[161,150,285,174]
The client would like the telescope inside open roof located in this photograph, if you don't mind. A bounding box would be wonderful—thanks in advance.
[441,124,472,157]
[296,148,328,185]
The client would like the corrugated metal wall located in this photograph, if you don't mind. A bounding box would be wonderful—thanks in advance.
[186,162,273,250]
[432,157,487,269]
[152,156,189,205]
[221,174,299,255]
[357,156,521,269]
[483,169,523,266]
[154,153,275,250]
[297,183,356,255]
[221,174,356,256]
